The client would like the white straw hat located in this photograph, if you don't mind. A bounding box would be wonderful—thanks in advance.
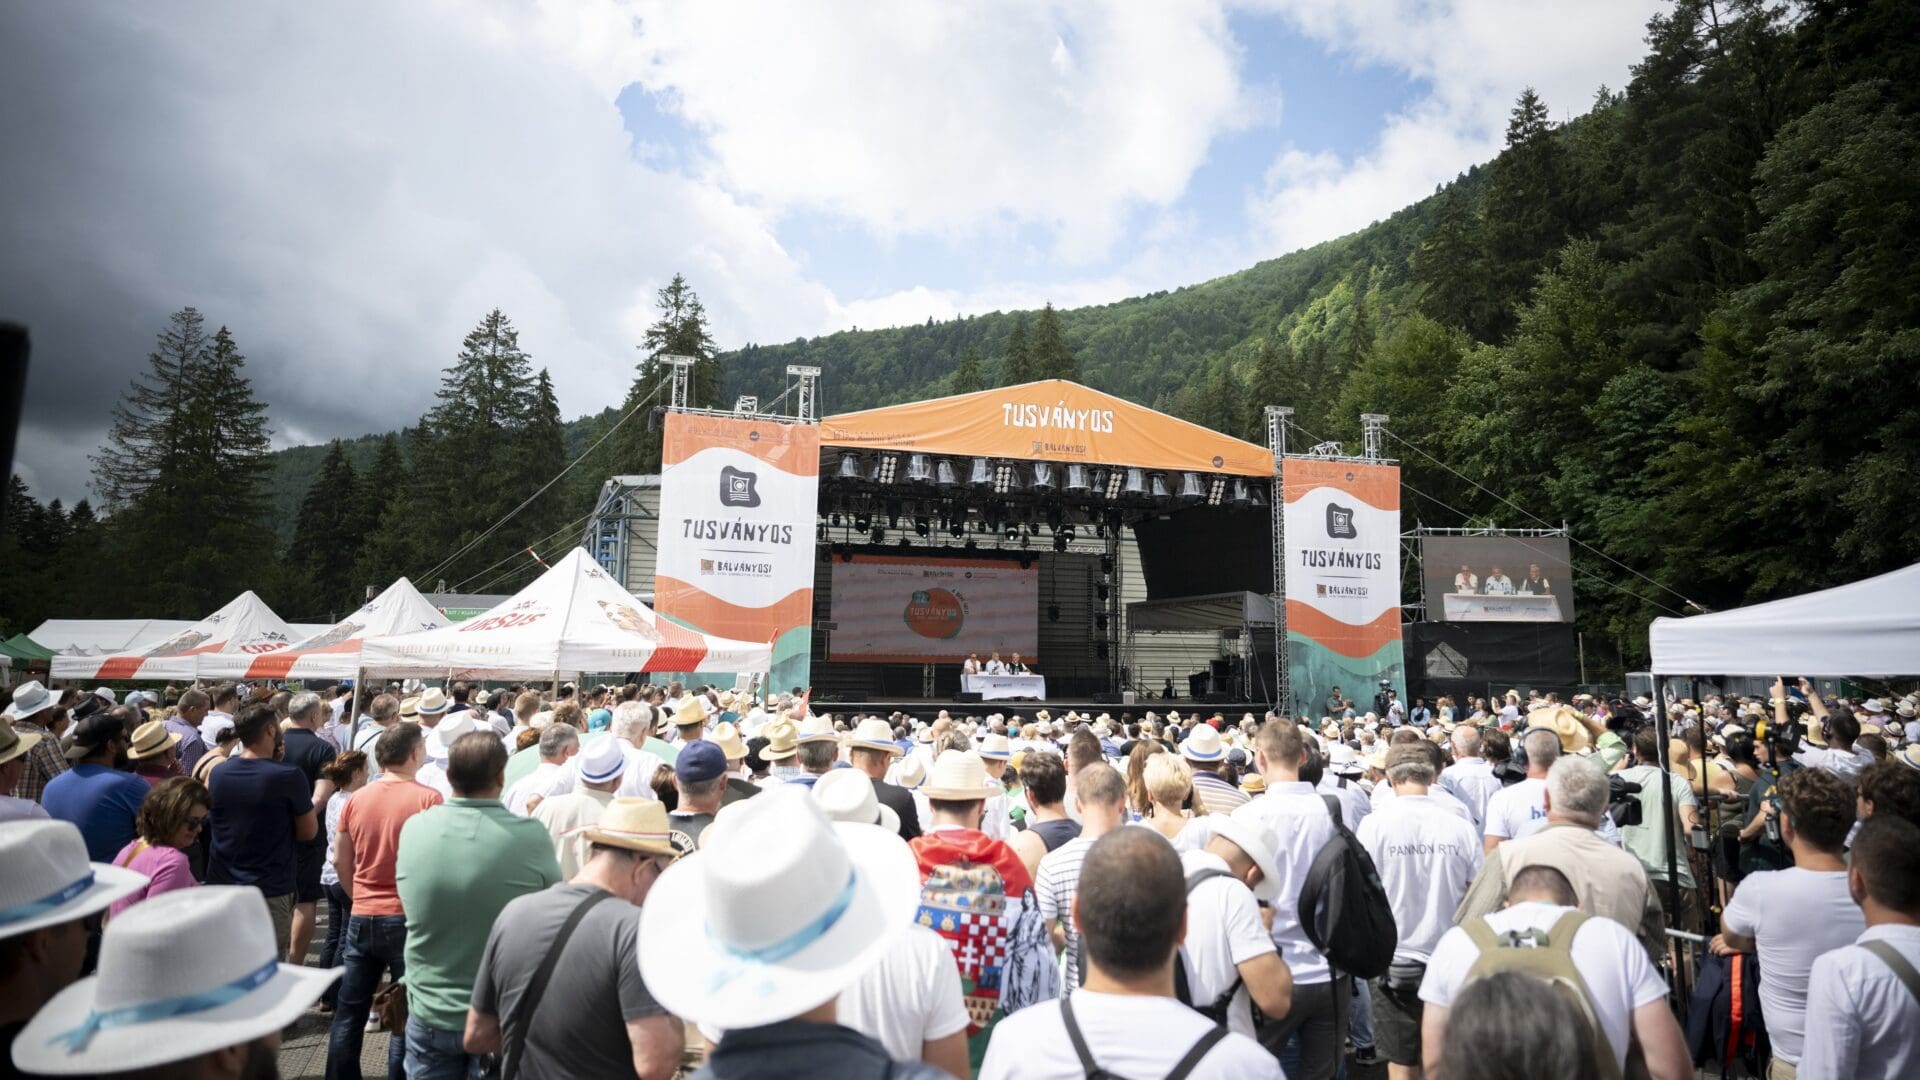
[0,821,147,940]
[797,715,838,745]
[1215,808,1284,902]
[14,885,340,1074]
[4,680,59,720]
[810,768,902,834]
[577,737,628,785]
[920,749,1003,800]
[1181,725,1226,762]
[637,788,920,1028]
[977,733,1012,761]
[849,718,902,755]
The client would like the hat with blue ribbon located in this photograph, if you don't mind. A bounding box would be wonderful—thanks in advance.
[13,885,340,1074]
[636,786,920,1028]
[0,821,146,942]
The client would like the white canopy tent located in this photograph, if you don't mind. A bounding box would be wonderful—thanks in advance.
[197,578,449,682]
[31,618,332,656]
[50,592,299,681]
[1649,562,1920,677]
[359,548,773,680]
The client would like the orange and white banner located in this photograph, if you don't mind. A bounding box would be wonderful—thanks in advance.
[1283,459,1404,713]
[655,414,819,687]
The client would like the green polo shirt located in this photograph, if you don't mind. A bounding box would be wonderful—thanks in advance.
[395,797,563,1030]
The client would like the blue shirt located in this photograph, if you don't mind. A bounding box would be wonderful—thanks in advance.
[207,756,313,895]
[42,764,149,862]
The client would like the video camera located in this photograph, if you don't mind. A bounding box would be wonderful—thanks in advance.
[1607,773,1643,829]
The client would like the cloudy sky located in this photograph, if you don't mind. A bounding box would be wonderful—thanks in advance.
[1,0,1664,504]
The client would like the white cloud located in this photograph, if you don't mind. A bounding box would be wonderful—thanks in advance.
[1243,0,1665,255]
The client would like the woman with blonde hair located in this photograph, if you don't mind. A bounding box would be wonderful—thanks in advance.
[1124,741,1161,820]
[1141,751,1206,845]
[109,775,210,917]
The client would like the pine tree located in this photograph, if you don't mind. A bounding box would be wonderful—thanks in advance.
[612,273,723,473]
[1029,303,1078,381]
[1000,315,1036,384]
[354,433,407,543]
[515,367,571,553]
[287,442,361,617]
[91,307,209,510]
[949,347,986,395]
[1411,186,1485,336]
[1482,88,1569,340]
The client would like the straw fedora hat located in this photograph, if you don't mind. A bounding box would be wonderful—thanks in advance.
[673,697,711,728]
[849,718,902,755]
[415,687,449,716]
[811,768,902,834]
[398,696,421,719]
[920,750,1003,800]
[1240,773,1266,795]
[892,754,928,790]
[797,715,838,745]
[1181,725,1226,762]
[759,717,800,761]
[977,733,1012,761]
[1527,704,1591,753]
[1215,809,1283,901]
[0,717,44,767]
[710,721,748,762]
[0,821,146,941]
[636,788,921,1028]
[125,720,181,762]
[575,797,679,857]
[13,885,339,1075]
[1034,709,1052,724]
[576,737,628,785]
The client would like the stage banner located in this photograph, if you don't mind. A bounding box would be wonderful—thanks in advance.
[654,413,819,690]
[1283,459,1404,717]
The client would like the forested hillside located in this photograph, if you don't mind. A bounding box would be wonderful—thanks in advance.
[7,0,1916,679]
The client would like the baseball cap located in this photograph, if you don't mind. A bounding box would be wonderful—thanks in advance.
[674,740,728,784]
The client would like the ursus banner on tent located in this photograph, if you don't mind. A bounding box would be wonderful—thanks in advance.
[1283,458,1404,715]
[654,413,820,690]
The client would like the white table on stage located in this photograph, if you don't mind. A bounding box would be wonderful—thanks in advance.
[963,673,1047,701]
[1442,592,1564,622]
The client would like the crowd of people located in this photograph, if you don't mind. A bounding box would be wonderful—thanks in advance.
[4,673,1919,1079]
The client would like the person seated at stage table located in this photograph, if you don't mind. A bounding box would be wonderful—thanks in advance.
[1482,566,1515,594]
[1519,563,1553,595]
[1452,564,1478,594]
[985,652,1008,675]
[963,653,983,676]
[1007,652,1031,675]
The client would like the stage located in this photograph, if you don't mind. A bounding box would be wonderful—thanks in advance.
[803,696,1269,721]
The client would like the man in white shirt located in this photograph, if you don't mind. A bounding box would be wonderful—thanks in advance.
[980,827,1282,1079]
[1373,737,1477,827]
[1235,720,1341,1080]
[502,723,580,816]
[1036,763,1127,989]
[198,683,240,746]
[1795,706,1869,784]
[984,652,1007,675]
[1451,565,1477,594]
[1358,744,1483,1080]
[1437,725,1503,830]
[1177,813,1295,1039]
[1800,814,1920,1080]
[1712,767,1865,1076]
[962,653,982,676]
[1420,864,1690,1080]
[1481,566,1514,594]
[1483,728,1563,851]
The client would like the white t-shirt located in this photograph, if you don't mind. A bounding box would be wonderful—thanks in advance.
[198,709,235,747]
[1318,775,1371,831]
[979,989,1282,1080]
[1483,777,1549,841]
[1799,924,1920,1080]
[417,760,452,799]
[1177,850,1279,1039]
[1437,757,1503,829]
[502,762,561,817]
[1372,781,1476,827]
[1233,782,1336,985]
[1420,901,1667,1074]
[1356,794,1483,963]
[1720,867,1865,1064]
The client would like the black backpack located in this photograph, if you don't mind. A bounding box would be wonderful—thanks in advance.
[1060,993,1228,1080]
[1172,868,1245,1025]
[1298,794,1397,979]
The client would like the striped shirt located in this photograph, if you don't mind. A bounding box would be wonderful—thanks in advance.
[9,719,68,802]
[1191,770,1250,814]
[1035,835,1095,989]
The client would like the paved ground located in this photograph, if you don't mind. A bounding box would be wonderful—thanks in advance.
[276,904,393,1080]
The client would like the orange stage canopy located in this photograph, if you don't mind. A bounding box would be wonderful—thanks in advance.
[819,379,1275,478]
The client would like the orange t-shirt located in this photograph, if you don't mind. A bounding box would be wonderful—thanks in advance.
[338,777,443,917]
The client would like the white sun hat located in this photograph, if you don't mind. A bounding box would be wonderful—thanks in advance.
[637,787,921,1028]
[1181,724,1226,762]
[920,749,1004,800]
[848,717,902,755]
[0,821,147,941]
[810,768,902,835]
[1215,808,1284,902]
[14,885,340,1075]
[577,736,628,785]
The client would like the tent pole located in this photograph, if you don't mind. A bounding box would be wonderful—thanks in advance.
[1651,670,1682,964]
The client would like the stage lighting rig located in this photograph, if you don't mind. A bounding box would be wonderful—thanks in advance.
[1207,476,1227,506]
[873,453,900,484]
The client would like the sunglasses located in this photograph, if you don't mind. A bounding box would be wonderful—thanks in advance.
[185,814,210,830]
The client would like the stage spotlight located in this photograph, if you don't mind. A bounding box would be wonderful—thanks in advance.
[1096,582,1110,601]
[1026,520,1041,536]
[1100,555,1115,576]
[963,538,978,552]
[948,518,965,539]
[1149,472,1172,502]
[853,512,872,532]
[1065,464,1091,496]
[835,452,863,481]
[897,536,912,548]
[1095,613,1109,631]
[1122,467,1149,500]
[1177,472,1205,505]
[1230,479,1252,509]
[935,459,959,489]
[1101,468,1125,500]
[913,516,931,538]
[870,526,886,544]
[1248,481,1269,508]
[872,453,900,484]
[1095,641,1109,659]
[1059,523,1076,543]
[1208,476,1228,506]
[968,458,993,490]
[1004,521,1020,542]
[993,463,1017,494]
[1053,534,1067,553]
[1031,461,1057,494]
[906,454,935,485]
[819,545,831,563]
[1046,507,1064,533]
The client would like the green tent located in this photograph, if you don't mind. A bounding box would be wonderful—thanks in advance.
[0,634,54,667]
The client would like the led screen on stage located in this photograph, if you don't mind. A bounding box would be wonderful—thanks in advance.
[827,554,1038,663]
[1420,536,1575,623]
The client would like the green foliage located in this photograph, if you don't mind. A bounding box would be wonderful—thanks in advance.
[1029,303,1077,381]
[610,273,725,475]
[949,347,986,395]
[1000,315,1036,385]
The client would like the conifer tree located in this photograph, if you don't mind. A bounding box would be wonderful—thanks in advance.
[949,347,986,395]
[1000,315,1036,385]
[612,274,723,473]
[1482,88,1568,340]
[1029,303,1078,381]
[287,441,361,617]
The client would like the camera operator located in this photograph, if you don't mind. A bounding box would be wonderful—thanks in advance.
[1738,706,1809,875]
